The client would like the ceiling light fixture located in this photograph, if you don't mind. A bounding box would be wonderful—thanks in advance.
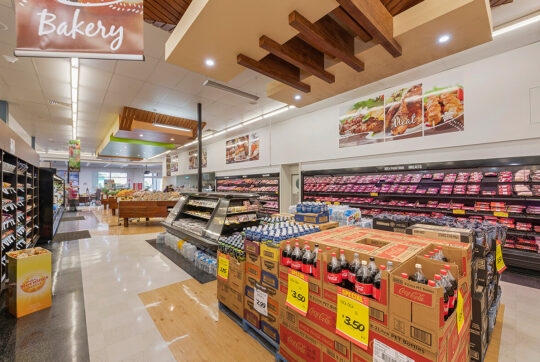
[492,13,540,37]
[170,138,175,141]
[437,34,451,44]
[71,57,79,139]
[139,134,144,137]
[242,116,263,126]
[294,94,302,101]
[227,124,243,132]
[263,107,288,119]
[203,80,260,102]
[153,122,192,132]
[204,58,215,67]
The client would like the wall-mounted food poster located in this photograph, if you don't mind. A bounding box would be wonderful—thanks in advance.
[226,133,260,164]
[338,77,464,148]
[188,149,207,170]
[170,153,179,174]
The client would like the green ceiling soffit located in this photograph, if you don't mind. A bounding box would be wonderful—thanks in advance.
[109,136,175,148]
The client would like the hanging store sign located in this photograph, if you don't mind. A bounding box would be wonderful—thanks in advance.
[15,0,144,60]
[68,139,80,172]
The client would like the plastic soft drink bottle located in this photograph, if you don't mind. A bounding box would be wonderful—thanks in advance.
[355,261,373,297]
[372,265,386,301]
[326,252,342,285]
[434,274,450,320]
[302,246,313,275]
[339,250,349,289]
[368,257,378,277]
[440,269,456,314]
[291,243,303,271]
[386,261,393,272]
[437,247,448,262]
[311,244,319,273]
[409,264,428,284]
[348,253,361,291]
[282,240,292,267]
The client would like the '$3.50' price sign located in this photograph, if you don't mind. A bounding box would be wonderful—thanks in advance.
[335,287,369,349]
[286,269,309,316]
[217,252,229,281]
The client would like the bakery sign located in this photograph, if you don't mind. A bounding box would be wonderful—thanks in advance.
[14,0,144,60]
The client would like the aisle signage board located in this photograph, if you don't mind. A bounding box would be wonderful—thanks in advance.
[335,287,369,349]
[15,0,144,60]
[68,140,80,172]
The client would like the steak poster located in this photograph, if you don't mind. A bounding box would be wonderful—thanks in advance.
[15,0,144,59]
[226,133,260,164]
[339,79,464,148]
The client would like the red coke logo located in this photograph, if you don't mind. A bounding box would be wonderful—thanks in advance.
[394,284,432,307]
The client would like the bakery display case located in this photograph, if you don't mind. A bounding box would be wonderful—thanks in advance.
[161,192,260,253]
[38,169,65,242]
[216,173,279,215]
[302,156,540,270]
[1,152,40,287]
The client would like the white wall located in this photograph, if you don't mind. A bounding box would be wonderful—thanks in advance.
[8,113,32,146]
[56,167,162,192]
[166,42,540,175]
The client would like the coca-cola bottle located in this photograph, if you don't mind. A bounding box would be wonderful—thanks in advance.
[443,265,458,290]
[355,260,373,297]
[348,253,361,291]
[434,274,449,320]
[428,280,436,287]
[311,243,319,271]
[282,240,292,267]
[437,247,448,262]
[401,273,409,279]
[424,254,431,259]
[291,242,303,271]
[327,252,342,285]
[386,261,393,272]
[302,246,313,275]
[372,265,386,301]
[409,264,428,284]
[339,250,349,289]
[429,251,436,259]
[368,257,378,278]
[440,269,455,315]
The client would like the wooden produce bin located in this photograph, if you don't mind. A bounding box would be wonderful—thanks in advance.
[118,200,177,226]
[109,197,118,215]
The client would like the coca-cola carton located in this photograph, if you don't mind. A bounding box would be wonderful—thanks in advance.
[389,255,471,355]
[280,308,351,362]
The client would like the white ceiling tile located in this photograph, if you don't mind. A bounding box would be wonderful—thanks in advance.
[80,66,113,91]
[160,89,194,107]
[148,61,189,88]
[0,69,41,90]
[0,5,15,45]
[48,105,72,119]
[6,87,45,104]
[33,58,70,83]
[79,86,107,105]
[115,56,159,81]
[41,81,71,102]
[80,58,117,73]
[133,83,168,104]
[103,90,137,107]
[107,74,144,95]
[176,72,206,93]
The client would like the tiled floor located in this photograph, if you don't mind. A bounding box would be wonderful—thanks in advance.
[1,206,540,361]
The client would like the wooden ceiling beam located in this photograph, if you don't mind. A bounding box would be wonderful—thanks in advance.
[237,53,311,93]
[331,6,372,43]
[259,35,335,84]
[289,11,364,72]
[337,0,402,57]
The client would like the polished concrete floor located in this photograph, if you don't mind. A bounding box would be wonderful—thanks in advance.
[0,207,539,361]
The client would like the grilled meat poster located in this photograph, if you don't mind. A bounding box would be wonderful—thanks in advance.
[226,132,260,164]
[423,84,464,136]
[339,95,385,147]
[338,79,464,148]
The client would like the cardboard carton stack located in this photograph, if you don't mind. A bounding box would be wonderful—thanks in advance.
[217,254,245,318]
[276,226,472,362]
[406,223,503,362]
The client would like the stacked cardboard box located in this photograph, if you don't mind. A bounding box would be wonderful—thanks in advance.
[217,255,245,317]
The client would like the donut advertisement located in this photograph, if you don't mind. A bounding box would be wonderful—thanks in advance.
[15,0,144,59]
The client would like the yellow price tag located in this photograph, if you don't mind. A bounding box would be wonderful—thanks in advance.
[217,252,229,281]
[334,202,340,205]
[335,287,369,349]
[370,192,379,197]
[496,241,506,273]
[456,290,464,335]
[494,211,508,218]
[453,209,465,215]
[286,269,309,316]
[325,202,331,205]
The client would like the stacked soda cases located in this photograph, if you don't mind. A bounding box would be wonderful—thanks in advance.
[277,226,472,362]
[217,232,246,318]
[242,216,322,345]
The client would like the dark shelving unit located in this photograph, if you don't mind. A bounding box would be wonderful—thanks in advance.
[38,168,65,242]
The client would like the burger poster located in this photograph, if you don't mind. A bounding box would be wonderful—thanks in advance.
[226,132,260,164]
[15,0,144,59]
[339,78,464,148]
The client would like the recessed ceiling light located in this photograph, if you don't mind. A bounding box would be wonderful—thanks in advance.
[139,134,143,137]
[205,58,215,67]
[170,138,175,141]
[437,34,451,44]
[294,94,302,101]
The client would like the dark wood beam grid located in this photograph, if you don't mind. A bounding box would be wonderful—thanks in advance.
[259,35,335,84]
[331,6,372,42]
[237,53,311,93]
[289,11,364,72]
[337,0,402,57]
